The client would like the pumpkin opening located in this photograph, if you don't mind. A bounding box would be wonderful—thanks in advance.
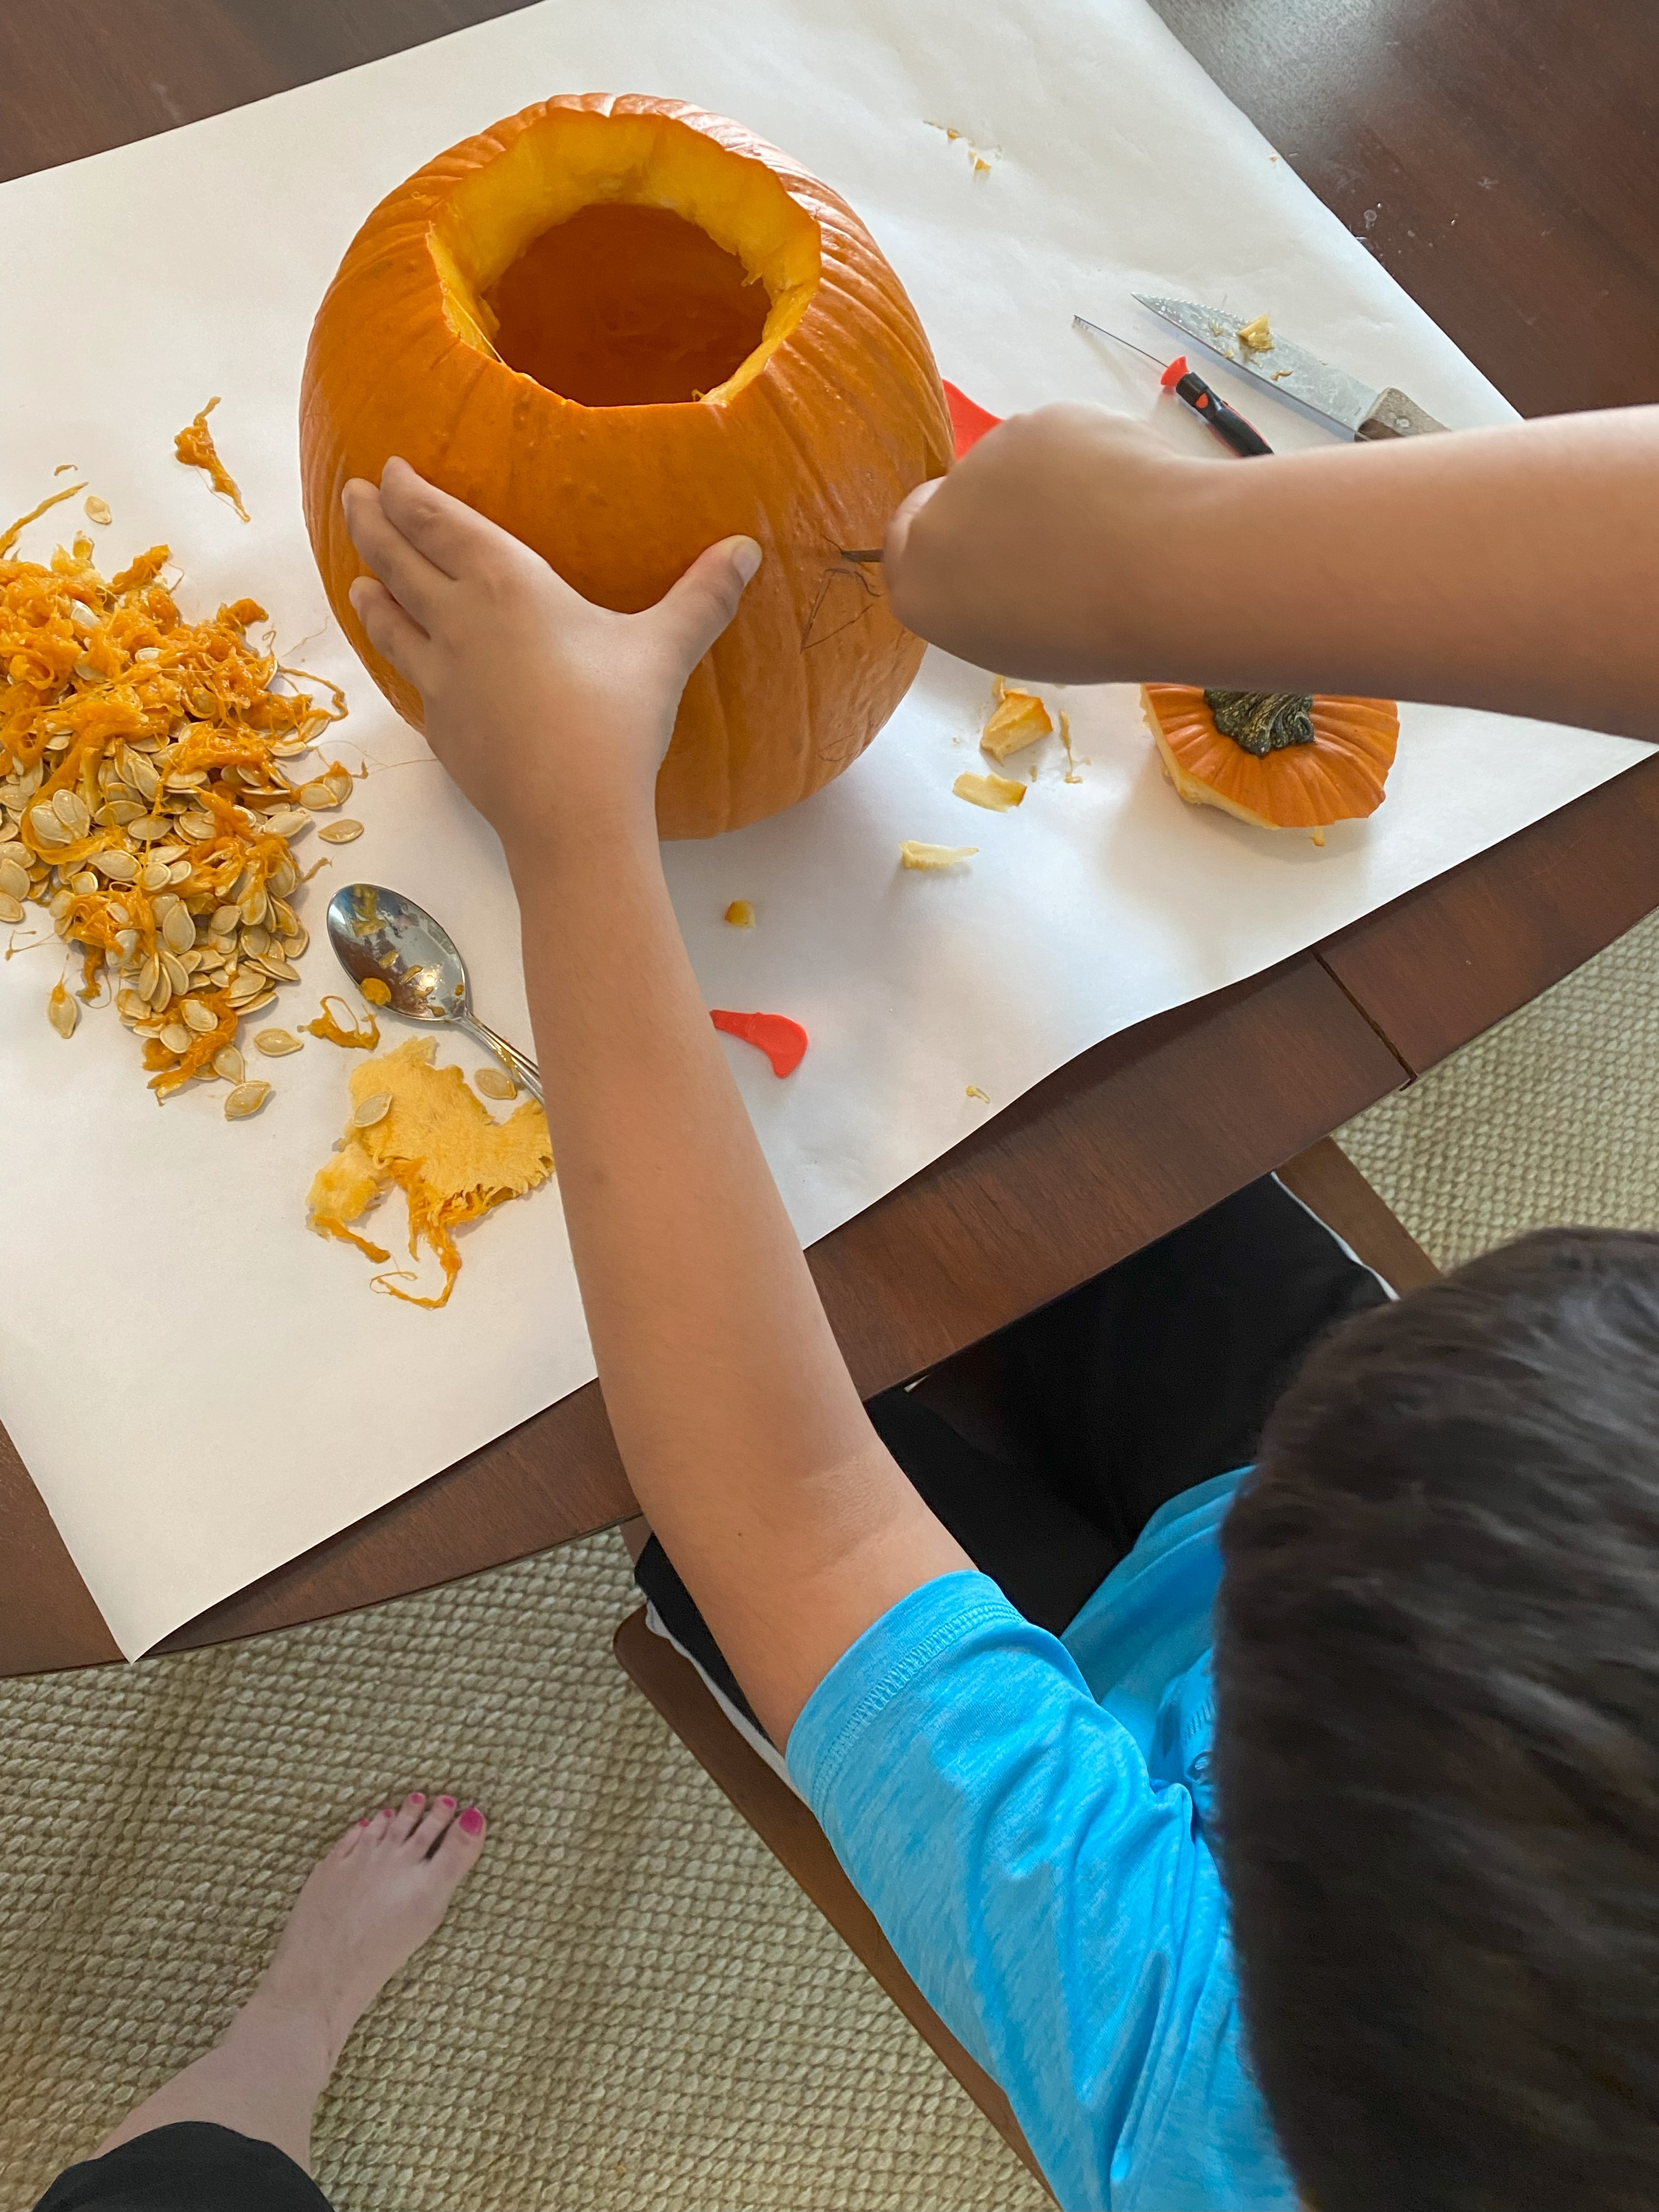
[433,106,822,409]
[485,203,770,407]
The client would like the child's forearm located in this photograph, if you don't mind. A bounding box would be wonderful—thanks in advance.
[888,404,1659,743]
[512,840,970,1744]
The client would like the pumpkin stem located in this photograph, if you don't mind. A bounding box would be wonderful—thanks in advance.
[1203,690,1316,755]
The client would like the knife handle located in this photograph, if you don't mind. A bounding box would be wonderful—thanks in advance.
[1357,387,1447,440]
[1168,368,1274,458]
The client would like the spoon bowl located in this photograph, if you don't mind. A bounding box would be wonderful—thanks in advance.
[325,883,542,1099]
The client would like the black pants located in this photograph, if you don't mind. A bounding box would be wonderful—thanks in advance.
[636,1175,1389,1734]
[36,2122,330,2211]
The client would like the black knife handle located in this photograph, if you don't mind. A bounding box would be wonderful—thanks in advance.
[1172,370,1273,458]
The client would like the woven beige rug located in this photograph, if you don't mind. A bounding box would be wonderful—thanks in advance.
[5,910,1656,2212]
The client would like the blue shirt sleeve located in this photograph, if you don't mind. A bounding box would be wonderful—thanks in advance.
[786,1572,1295,2212]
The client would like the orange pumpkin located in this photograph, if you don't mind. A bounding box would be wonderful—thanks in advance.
[300,94,952,838]
[1141,684,1400,843]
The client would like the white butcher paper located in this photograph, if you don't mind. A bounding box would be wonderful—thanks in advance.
[0,0,1643,1657]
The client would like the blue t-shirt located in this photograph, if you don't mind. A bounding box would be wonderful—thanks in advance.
[786,1468,1295,2212]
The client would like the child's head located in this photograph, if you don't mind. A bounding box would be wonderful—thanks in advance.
[1216,1227,1659,2212]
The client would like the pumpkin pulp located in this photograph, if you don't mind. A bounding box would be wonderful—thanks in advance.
[433,108,822,409]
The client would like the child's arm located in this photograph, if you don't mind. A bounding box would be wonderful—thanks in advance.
[884,403,1659,743]
[344,462,972,1749]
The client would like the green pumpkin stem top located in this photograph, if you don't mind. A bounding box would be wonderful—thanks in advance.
[1203,690,1316,757]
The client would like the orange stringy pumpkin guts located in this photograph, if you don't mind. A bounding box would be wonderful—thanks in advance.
[307,1036,554,1307]
[175,398,250,522]
[304,994,380,1049]
[0,489,348,1096]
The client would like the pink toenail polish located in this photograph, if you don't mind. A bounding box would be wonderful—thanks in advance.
[408,1792,425,1804]
[459,1807,484,1835]
[380,1807,393,1818]
[438,1796,456,1809]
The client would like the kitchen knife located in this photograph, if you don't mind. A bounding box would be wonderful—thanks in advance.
[1134,296,1446,440]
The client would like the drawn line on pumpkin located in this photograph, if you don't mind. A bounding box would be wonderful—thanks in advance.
[800,557,883,652]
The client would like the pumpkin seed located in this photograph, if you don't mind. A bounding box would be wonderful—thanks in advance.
[159,949,190,998]
[241,923,271,957]
[92,848,138,881]
[177,814,216,841]
[0,891,22,924]
[168,859,193,885]
[0,859,27,899]
[116,988,148,1019]
[239,887,268,927]
[253,1028,301,1056]
[114,930,139,958]
[210,905,240,934]
[227,971,268,1004]
[161,904,196,955]
[297,781,338,811]
[101,799,145,826]
[53,789,89,833]
[352,1092,392,1128]
[324,768,354,805]
[317,818,364,845]
[29,807,70,846]
[84,494,112,526]
[127,754,161,801]
[212,1045,245,1083]
[182,997,217,1034]
[149,844,187,866]
[249,951,298,982]
[474,1066,517,1100]
[160,1021,191,1054]
[239,989,276,1014]
[47,887,74,921]
[224,1081,273,1120]
[163,769,206,790]
[279,926,309,960]
[69,869,98,893]
[108,900,131,926]
[128,816,172,842]
[48,986,78,1037]
[151,892,179,923]
[140,859,172,892]
[0,840,27,866]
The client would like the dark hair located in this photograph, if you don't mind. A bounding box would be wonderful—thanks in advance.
[1216,1227,1659,2212]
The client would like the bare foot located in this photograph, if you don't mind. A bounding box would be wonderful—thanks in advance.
[97,1792,486,2166]
[249,1793,487,2068]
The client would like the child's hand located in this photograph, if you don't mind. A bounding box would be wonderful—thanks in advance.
[883,404,1200,683]
[342,459,761,868]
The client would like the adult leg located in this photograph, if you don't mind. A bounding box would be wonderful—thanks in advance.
[36,1795,486,2210]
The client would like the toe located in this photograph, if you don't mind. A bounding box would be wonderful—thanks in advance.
[428,1804,487,1891]
[393,1791,427,1842]
[410,1794,458,1855]
[367,1805,397,1845]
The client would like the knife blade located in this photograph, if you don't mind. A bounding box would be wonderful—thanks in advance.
[1133,296,1446,441]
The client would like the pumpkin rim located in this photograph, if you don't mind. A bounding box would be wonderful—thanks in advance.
[428,104,823,413]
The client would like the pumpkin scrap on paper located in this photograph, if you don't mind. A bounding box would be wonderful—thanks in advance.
[1141,684,1399,845]
[711,1007,808,1078]
[900,840,978,870]
[1235,314,1273,354]
[723,899,757,928]
[307,1035,554,1308]
[953,770,1025,813]
[0,487,349,1096]
[979,677,1053,764]
[305,994,380,1049]
[174,398,250,522]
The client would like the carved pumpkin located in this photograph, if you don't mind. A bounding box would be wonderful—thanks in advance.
[300,94,952,838]
[1141,683,1400,843]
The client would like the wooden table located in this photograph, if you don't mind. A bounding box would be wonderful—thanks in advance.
[4,0,1657,1673]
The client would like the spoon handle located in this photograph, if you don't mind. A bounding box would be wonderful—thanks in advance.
[461,1012,543,1102]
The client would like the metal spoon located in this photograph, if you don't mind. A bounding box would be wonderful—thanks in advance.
[325,882,542,1101]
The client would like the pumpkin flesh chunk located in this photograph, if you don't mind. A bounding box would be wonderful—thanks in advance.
[437,108,822,409]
